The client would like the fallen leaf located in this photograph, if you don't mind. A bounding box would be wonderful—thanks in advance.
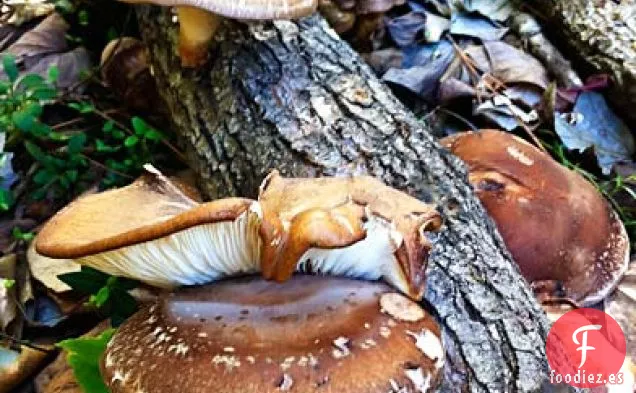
[0,345,50,393]
[27,240,80,293]
[554,92,635,174]
[483,41,549,89]
[450,13,508,41]
[1,13,92,89]
[454,0,513,22]
[474,94,539,130]
[5,13,68,60]
[383,40,455,100]
[0,152,17,190]
[438,77,477,102]
[0,254,17,331]
[26,295,66,327]
[362,48,403,75]
[385,11,427,47]
[423,11,450,43]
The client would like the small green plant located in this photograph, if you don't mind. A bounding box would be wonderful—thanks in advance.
[57,329,116,393]
[59,266,139,326]
[0,53,176,212]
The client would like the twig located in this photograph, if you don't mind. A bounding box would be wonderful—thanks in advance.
[0,332,56,354]
[80,153,134,179]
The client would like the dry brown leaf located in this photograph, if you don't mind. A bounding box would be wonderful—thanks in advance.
[27,240,80,293]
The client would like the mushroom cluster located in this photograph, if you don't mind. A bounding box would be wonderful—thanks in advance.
[36,168,446,392]
[441,130,630,306]
[36,166,441,300]
[120,0,317,67]
[102,276,445,392]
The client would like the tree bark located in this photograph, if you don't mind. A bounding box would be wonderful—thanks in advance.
[137,7,552,392]
[528,0,636,125]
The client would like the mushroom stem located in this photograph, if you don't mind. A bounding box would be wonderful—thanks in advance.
[177,6,220,67]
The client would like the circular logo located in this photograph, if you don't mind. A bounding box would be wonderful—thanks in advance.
[546,308,626,388]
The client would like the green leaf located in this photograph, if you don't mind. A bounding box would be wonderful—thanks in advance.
[33,168,54,185]
[58,267,110,294]
[2,54,18,83]
[78,10,89,26]
[95,139,119,153]
[68,102,94,114]
[57,329,116,393]
[144,129,164,141]
[102,120,114,133]
[12,227,35,241]
[89,286,110,308]
[0,189,14,211]
[68,133,87,154]
[112,129,125,140]
[16,74,46,90]
[124,135,139,148]
[12,110,36,132]
[24,141,47,162]
[2,278,15,289]
[30,86,57,101]
[48,66,59,83]
[131,117,149,136]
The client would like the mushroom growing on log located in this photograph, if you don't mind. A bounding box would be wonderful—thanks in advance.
[36,166,441,300]
[120,0,318,66]
[102,276,445,393]
[134,8,554,391]
[441,130,630,306]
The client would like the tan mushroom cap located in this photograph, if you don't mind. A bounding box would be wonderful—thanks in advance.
[441,130,630,305]
[101,275,444,393]
[120,0,317,19]
[36,166,262,288]
[258,170,442,300]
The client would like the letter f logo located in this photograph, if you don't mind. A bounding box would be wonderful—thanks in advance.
[572,324,602,368]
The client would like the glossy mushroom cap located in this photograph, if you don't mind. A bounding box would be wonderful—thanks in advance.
[102,275,444,393]
[258,170,442,300]
[441,130,630,305]
[36,165,262,288]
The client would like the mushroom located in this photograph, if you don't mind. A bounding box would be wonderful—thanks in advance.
[441,129,630,306]
[324,0,404,46]
[258,170,442,300]
[119,0,317,67]
[36,165,263,289]
[36,166,441,300]
[101,275,445,392]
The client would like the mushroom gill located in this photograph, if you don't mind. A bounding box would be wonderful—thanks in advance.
[441,129,630,306]
[101,275,445,393]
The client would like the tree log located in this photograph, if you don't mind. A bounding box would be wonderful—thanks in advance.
[137,8,552,392]
[528,0,636,125]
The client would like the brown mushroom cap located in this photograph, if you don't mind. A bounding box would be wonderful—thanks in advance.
[441,130,630,305]
[330,0,404,14]
[102,275,444,393]
[258,170,442,300]
[36,166,262,288]
[120,0,317,19]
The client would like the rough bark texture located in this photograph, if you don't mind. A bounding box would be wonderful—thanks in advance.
[137,8,552,392]
[529,0,636,125]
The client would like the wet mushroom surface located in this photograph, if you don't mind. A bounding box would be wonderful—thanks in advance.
[441,129,630,306]
[102,275,444,393]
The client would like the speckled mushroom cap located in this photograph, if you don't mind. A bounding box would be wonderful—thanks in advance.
[441,130,630,305]
[102,275,444,393]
